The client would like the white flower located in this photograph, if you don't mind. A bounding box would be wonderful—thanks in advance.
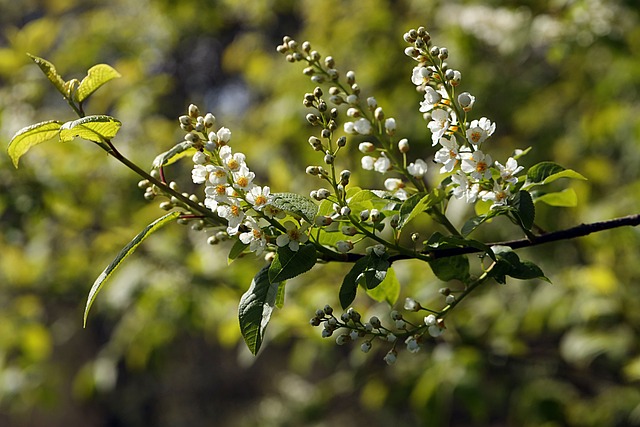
[219,146,246,172]
[407,158,428,178]
[466,117,495,147]
[361,155,375,170]
[411,65,430,86]
[216,127,232,145]
[460,150,493,181]
[495,157,524,184]
[434,135,460,173]
[192,151,208,165]
[344,121,356,134]
[232,165,255,191]
[353,118,372,135]
[373,155,391,174]
[192,164,214,184]
[457,92,475,112]
[384,350,397,365]
[276,221,309,251]
[246,186,271,211]
[207,165,228,185]
[428,324,444,337]
[204,183,232,208]
[217,201,245,235]
[405,336,420,353]
[480,181,511,208]
[239,218,267,255]
[424,314,437,326]
[451,170,480,203]
[427,109,454,145]
[419,86,448,113]
[384,178,404,192]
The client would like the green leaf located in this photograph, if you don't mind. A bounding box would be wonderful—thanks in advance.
[84,211,180,326]
[76,64,121,103]
[268,243,317,283]
[8,120,62,167]
[533,188,578,207]
[523,161,586,190]
[511,190,535,230]
[238,265,280,355]
[339,255,372,309]
[270,193,318,223]
[28,54,67,97]
[359,255,390,290]
[59,115,122,143]
[398,192,437,228]
[366,267,400,305]
[152,141,196,168]
[227,239,249,264]
[489,245,550,284]
[428,254,470,282]
[347,189,389,213]
[275,282,286,309]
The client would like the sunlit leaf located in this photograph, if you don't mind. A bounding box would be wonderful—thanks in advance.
[227,239,249,264]
[152,141,196,168]
[59,115,122,143]
[534,188,578,207]
[268,243,317,283]
[238,265,280,355]
[83,211,180,326]
[523,161,587,190]
[366,267,400,305]
[76,64,122,103]
[270,193,318,223]
[398,192,438,229]
[27,54,67,96]
[8,120,62,167]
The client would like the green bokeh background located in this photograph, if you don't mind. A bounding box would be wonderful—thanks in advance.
[1,0,639,426]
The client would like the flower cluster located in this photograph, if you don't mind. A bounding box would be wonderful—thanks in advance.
[178,104,312,256]
[405,27,525,209]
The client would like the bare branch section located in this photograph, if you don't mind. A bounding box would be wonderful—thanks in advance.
[325,214,640,263]
[426,213,640,260]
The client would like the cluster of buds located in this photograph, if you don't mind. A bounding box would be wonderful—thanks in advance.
[310,301,446,364]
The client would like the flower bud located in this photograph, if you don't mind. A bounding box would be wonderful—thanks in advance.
[335,240,354,253]
[346,94,358,105]
[360,341,372,353]
[398,138,410,153]
[358,142,375,153]
[385,118,396,135]
[404,298,421,311]
[315,216,333,227]
[384,350,398,365]
[458,92,475,112]
[308,136,323,151]
[306,113,319,125]
[188,104,200,118]
[346,70,356,85]
[337,136,347,147]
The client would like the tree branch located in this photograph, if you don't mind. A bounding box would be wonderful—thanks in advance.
[319,214,640,263]
[424,213,640,260]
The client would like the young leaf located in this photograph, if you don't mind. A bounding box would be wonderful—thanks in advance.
[238,265,280,355]
[268,243,317,283]
[523,161,586,190]
[8,120,62,167]
[489,245,550,284]
[59,115,122,143]
[270,193,318,223]
[152,141,196,168]
[428,255,470,282]
[76,64,122,103]
[83,211,180,326]
[27,54,67,97]
[533,188,578,207]
[339,255,372,309]
[359,256,390,290]
[425,232,496,261]
[275,282,286,309]
[398,193,433,228]
[227,239,249,264]
[511,190,535,230]
[366,267,400,305]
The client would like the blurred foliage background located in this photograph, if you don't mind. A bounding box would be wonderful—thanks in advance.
[1,0,639,426]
